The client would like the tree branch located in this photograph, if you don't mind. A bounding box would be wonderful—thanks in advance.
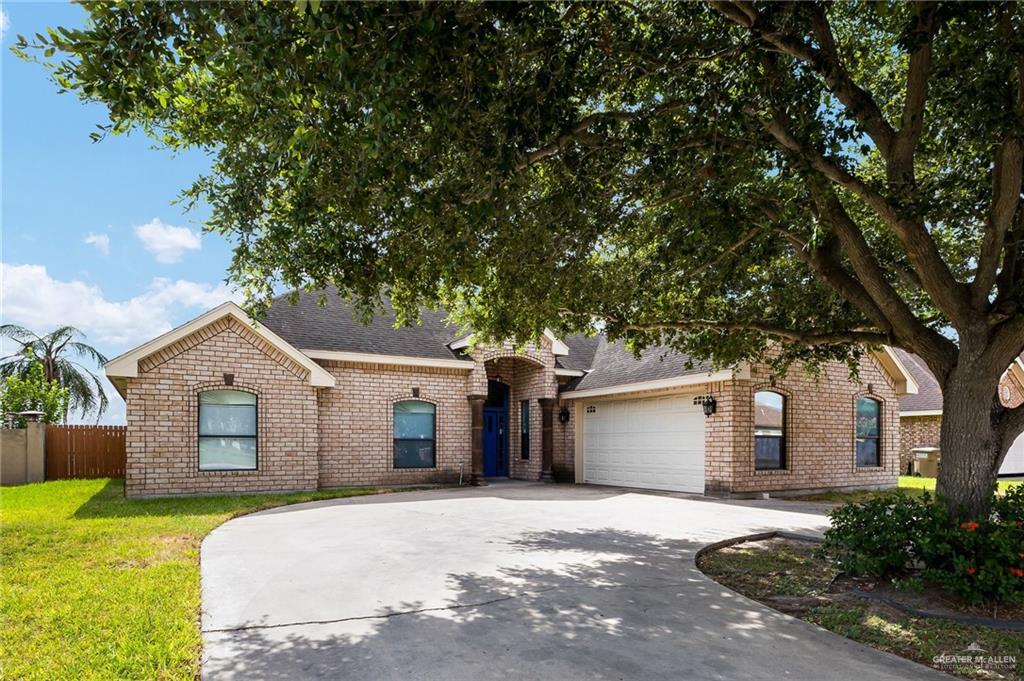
[975,28,1024,308]
[810,184,952,363]
[621,319,890,347]
[516,98,688,171]
[713,1,897,157]
[761,106,973,325]
[775,227,893,335]
[681,226,762,279]
[888,2,937,186]
[974,136,1024,306]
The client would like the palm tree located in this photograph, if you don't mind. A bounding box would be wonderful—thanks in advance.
[0,325,109,421]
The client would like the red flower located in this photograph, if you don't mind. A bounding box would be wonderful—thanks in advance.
[1011,568,1024,578]
[960,521,979,532]
[966,567,977,575]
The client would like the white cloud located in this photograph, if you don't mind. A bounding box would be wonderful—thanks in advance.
[0,263,241,350]
[83,232,111,256]
[0,9,9,39]
[134,218,201,263]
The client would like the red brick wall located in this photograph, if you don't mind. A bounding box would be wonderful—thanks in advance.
[125,317,319,497]
[315,361,472,486]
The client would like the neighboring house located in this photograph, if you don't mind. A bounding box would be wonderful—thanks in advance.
[105,288,916,498]
[895,349,1024,477]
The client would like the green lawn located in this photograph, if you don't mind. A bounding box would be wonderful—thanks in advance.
[797,476,1022,504]
[0,479,408,680]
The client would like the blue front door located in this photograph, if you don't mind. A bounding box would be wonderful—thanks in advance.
[483,408,508,477]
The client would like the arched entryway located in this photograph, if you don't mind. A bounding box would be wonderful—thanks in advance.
[483,379,510,477]
[466,354,557,484]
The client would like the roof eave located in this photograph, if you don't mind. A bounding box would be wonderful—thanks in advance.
[872,346,918,396]
[104,302,336,388]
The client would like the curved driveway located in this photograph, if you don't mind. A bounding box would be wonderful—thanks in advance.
[202,482,947,680]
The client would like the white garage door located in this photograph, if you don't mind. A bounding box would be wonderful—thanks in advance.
[582,393,705,493]
[1001,434,1024,476]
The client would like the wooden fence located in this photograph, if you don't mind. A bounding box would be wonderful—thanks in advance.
[45,425,127,480]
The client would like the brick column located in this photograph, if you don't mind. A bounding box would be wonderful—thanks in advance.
[468,394,487,486]
[539,397,555,482]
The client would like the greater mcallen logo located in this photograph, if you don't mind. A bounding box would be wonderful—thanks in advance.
[932,642,1017,674]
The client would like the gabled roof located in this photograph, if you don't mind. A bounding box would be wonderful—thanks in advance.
[892,348,943,414]
[895,348,1024,416]
[558,334,602,371]
[565,337,717,393]
[105,302,336,389]
[870,346,918,396]
[261,288,465,361]
[448,329,570,356]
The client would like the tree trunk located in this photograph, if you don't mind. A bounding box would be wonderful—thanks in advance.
[934,370,1005,519]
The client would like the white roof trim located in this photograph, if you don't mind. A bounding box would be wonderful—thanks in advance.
[301,349,475,370]
[872,346,918,396]
[543,330,570,356]
[448,329,570,356]
[560,369,735,400]
[900,409,943,417]
[104,302,336,388]
[555,368,586,377]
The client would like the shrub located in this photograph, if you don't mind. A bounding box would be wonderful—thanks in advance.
[0,361,69,427]
[819,492,939,578]
[820,489,1024,605]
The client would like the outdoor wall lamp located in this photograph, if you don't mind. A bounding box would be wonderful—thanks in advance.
[702,396,717,417]
[559,407,571,424]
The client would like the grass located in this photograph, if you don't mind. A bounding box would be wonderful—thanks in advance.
[0,479,417,680]
[699,539,1024,681]
[796,475,1023,504]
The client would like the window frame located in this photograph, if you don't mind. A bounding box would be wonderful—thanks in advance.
[753,389,787,471]
[520,399,530,460]
[855,396,883,468]
[197,388,259,472]
[392,399,437,469]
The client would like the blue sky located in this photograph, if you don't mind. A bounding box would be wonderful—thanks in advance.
[2,2,241,423]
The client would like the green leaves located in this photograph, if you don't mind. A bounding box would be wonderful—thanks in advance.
[21,2,1023,374]
[0,360,70,427]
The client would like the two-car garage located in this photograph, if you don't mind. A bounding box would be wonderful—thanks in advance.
[579,393,706,494]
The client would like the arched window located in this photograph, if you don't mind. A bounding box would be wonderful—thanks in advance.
[394,400,436,469]
[856,397,882,467]
[754,390,786,470]
[199,389,257,470]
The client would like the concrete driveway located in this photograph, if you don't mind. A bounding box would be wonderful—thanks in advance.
[202,482,948,680]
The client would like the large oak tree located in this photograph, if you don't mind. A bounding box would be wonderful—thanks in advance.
[24,1,1024,516]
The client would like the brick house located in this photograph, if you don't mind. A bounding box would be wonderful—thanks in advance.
[895,349,1024,477]
[105,289,918,498]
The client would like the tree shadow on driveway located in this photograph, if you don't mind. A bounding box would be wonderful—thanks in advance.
[202,527,938,681]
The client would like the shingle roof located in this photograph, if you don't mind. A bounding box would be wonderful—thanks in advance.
[260,290,710,390]
[565,338,711,392]
[892,348,943,413]
[260,288,464,360]
[558,334,602,371]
